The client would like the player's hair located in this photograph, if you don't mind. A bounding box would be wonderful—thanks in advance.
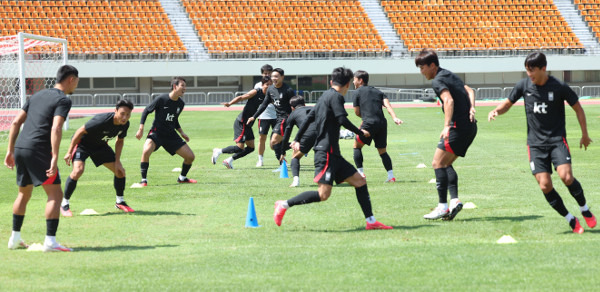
[261,75,271,84]
[116,99,134,110]
[354,70,369,85]
[290,95,305,108]
[56,65,79,83]
[414,49,439,67]
[525,52,547,69]
[331,67,353,86]
[171,76,186,90]
[261,64,273,74]
[273,68,285,76]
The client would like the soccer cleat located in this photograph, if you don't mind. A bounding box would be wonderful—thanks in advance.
[583,213,597,229]
[60,204,73,217]
[115,202,135,213]
[366,221,393,230]
[211,148,221,165]
[443,200,463,221]
[222,159,233,169]
[8,236,28,250]
[423,206,449,220]
[273,200,287,226]
[385,177,396,183]
[289,181,299,188]
[256,160,263,167]
[43,242,72,252]
[140,180,148,187]
[177,178,197,184]
[570,217,584,234]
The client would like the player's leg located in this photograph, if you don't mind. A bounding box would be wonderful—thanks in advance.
[140,139,156,186]
[214,120,245,165]
[535,171,582,232]
[345,171,393,230]
[8,185,33,250]
[257,133,267,166]
[273,183,329,226]
[377,147,395,182]
[61,160,85,217]
[104,162,134,213]
[557,163,595,228]
[353,138,366,177]
[289,150,305,187]
[424,148,458,220]
[42,184,72,251]
[233,140,255,160]
[175,144,196,183]
[271,133,284,162]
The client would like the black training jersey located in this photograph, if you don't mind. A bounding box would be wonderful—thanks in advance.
[238,88,266,123]
[508,76,578,146]
[80,112,129,148]
[432,68,472,126]
[265,83,294,118]
[282,106,317,146]
[140,94,185,132]
[311,88,348,154]
[353,85,388,125]
[15,88,72,153]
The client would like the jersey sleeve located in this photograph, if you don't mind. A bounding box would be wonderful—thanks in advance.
[21,99,30,113]
[353,90,360,107]
[562,83,579,106]
[507,80,525,103]
[431,78,449,98]
[118,122,130,139]
[54,97,72,118]
[140,96,161,125]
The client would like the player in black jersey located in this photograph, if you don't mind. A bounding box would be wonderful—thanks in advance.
[61,100,134,217]
[488,52,595,234]
[135,77,196,186]
[273,67,392,230]
[254,64,276,167]
[280,95,317,187]
[5,65,78,252]
[247,68,295,164]
[211,76,272,169]
[352,70,403,183]
[416,49,477,221]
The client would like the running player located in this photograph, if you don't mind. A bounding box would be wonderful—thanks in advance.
[254,64,277,167]
[135,77,196,186]
[488,51,595,233]
[247,68,295,163]
[212,76,272,169]
[352,70,403,182]
[61,100,135,217]
[415,49,477,221]
[280,95,317,187]
[273,67,393,230]
[5,65,78,252]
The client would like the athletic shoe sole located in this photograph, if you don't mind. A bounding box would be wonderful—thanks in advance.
[60,208,73,217]
[116,204,135,213]
[443,203,463,221]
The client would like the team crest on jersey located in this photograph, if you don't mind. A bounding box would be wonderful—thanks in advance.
[548,92,554,101]
[177,107,181,114]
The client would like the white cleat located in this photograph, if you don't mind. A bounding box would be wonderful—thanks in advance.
[223,159,233,169]
[256,160,263,167]
[43,242,72,252]
[423,206,449,220]
[8,236,28,250]
[211,148,221,165]
[289,180,299,188]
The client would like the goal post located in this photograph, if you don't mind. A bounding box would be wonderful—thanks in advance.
[0,32,68,139]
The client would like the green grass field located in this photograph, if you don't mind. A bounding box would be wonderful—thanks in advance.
[1,103,599,291]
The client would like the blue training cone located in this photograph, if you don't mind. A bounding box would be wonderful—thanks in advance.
[279,160,289,178]
[245,197,261,228]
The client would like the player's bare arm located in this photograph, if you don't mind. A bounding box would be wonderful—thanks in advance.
[4,110,26,170]
[64,126,88,166]
[48,115,66,177]
[465,85,476,122]
[571,102,592,150]
[488,99,513,121]
[383,98,403,125]
[354,106,361,117]
[440,89,454,140]
[223,89,257,107]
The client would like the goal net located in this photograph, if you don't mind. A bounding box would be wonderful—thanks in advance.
[0,32,67,140]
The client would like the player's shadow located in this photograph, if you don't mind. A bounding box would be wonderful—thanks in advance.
[74,244,178,252]
[96,210,196,216]
[460,215,543,222]
[305,224,435,232]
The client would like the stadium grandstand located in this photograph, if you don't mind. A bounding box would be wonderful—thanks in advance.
[2,0,600,105]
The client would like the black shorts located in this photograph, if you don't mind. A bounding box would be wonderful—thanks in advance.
[257,119,276,135]
[14,148,61,187]
[313,150,357,185]
[233,119,255,143]
[272,117,287,136]
[528,142,572,175]
[437,122,477,157]
[147,128,186,156]
[73,143,116,167]
[299,132,317,154]
[356,121,388,149]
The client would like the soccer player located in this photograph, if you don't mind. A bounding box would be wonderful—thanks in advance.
[135,77,196,186]
[212,76,272,169]
[280,95,317,187]
[5,65,78,252]
[416,49,477,221]
[61,100,135,217]
[247,68,295,163]
[273,67,393,230]
[352,70,403,182]
[254,64,277,167]
[488,52,595,233]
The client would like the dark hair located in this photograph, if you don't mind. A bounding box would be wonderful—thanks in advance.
[56,65,78,83]
[290,95,305,108]
[171,77,186,90]
[116,99,134,110]
[354,70,369,85]
[414,49,439,67]
[273,68,285,76]
[261,75,271,84]
[331,67,353,87]
[261,64,273,74]
[524,52,547,69]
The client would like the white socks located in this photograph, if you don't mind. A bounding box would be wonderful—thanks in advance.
[258,155,263,162]
[61,198,69,207]
[178,175,187,181]
[281,201,290,209]
[580,204,589,212]
[438,203,449,210]
[387,170,394,180]
[44,235,57,246]
[116,196,124,204]
[565,213,575,223]
[357,168,364,175]
[366,216,376,224]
